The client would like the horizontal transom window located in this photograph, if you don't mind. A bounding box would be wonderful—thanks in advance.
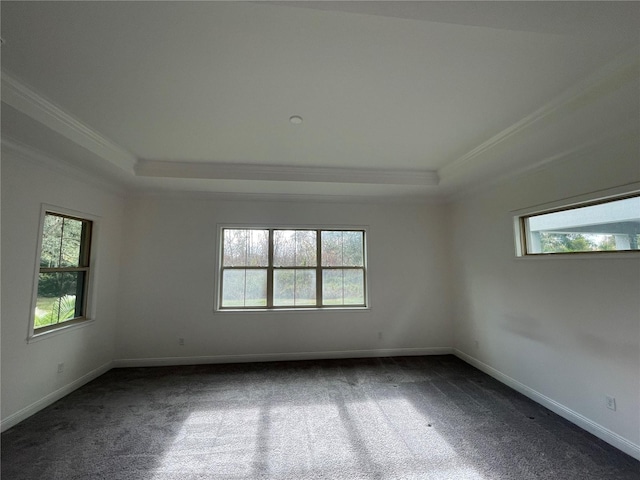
[518,193,640,255]
[218,228,367,309]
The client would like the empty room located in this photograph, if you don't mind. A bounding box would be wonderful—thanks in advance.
[1,2,639,479]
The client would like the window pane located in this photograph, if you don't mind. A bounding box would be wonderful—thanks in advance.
[221,269,267,307]
[40,214,64,268]
[40,215,85,268]
[274,269,316,306]
[321,231,364,267]
[221,270,244,306]
[245,270,267,306]
[274,230,317,267]
[35,272,85,328]
[343,269,365,305]
[342,231,364,266]
[223,229,268,266]
[296,231,317,267]
[525,196,640,254]
[322,269,365,306]
[273,230,295,266]
[59,217,84,267]
[321,231,342,266]
[322,270,343,305]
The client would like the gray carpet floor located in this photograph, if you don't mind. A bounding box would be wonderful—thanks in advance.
[1,355,638,479]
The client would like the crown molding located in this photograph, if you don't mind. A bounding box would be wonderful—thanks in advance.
[438,46,640,183]
[135,159,440,186]
[444,127,639,204]
[1,70,137,175]
[0,69,438,188]
[127,188,445,205]
[1,136,126,196]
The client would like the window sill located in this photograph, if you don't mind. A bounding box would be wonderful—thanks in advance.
[27,318,95,343]
[514,251,640,260]
[213,306,371,315]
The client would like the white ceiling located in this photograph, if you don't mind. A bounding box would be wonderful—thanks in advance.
[1,1,638,200]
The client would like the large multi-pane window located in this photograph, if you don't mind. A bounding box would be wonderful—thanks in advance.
[33,211,93,333]
[219,228,367,309]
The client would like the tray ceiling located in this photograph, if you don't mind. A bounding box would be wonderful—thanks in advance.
[1,1,638,199]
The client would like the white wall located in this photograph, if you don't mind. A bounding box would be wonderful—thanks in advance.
[1,149,125,428]
[115,195,453,364]
[3,131,638,460]
[449,133,640,457]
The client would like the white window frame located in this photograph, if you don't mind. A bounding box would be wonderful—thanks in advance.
[513,183,640,258]
[215,224,369,312]
[28,204,100,342]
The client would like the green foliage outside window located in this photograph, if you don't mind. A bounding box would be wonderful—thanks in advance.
[35,212,92,330]
[539,233,639,253]
[220,228,366,309]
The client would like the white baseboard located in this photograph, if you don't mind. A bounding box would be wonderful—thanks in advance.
[112,347,453,368]
[0,348,450,431]
[454,349,640,461]
[1,361,113,433]
[9,347,636,462]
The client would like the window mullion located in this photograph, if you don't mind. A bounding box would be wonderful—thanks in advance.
[316,230,322,307]
[267,229,274,308]
[58,217,65,269]
[80,220,92,267]
[40,267,89,273]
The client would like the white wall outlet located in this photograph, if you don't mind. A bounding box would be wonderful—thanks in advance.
[474,340,479,349]
[57,363,64,374]
[178,337,185,346]
[605,395,616,411]
[377,331,383,340]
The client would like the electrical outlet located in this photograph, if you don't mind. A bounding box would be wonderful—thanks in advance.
[377,331,383,341]
[57,363,64,374]
[605,395,616,411]
[178,337,185,346]
[474,340,479,349]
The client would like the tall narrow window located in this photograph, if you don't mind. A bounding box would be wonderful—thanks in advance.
[34,212,93,333]
[221,229,269,307]
[321,231,365,306]
[219,228,367,310]
[273,230,317,307]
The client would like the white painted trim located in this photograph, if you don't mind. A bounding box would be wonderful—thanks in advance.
[213,224,372,313]
[27,204,102,342]
[1,136,126,196]
[128,188,444,205]
[439,46,640,183]
[113,347,453,368]
[135,159,439,186]
[511,181,640,219]
[510,181,640,258]
[6,347,637,463]
[1,70,137,174]
[444,127,639,204]
[1,361,113,432]
[454,349,640,461]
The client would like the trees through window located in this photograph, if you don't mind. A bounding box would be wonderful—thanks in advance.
[219,228,367,309]
[34,211,93,332]
[519,194,640,255]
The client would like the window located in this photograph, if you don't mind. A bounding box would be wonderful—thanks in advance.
[518,193,640,255]
[33,211,93,334]
[219,228,367,309]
